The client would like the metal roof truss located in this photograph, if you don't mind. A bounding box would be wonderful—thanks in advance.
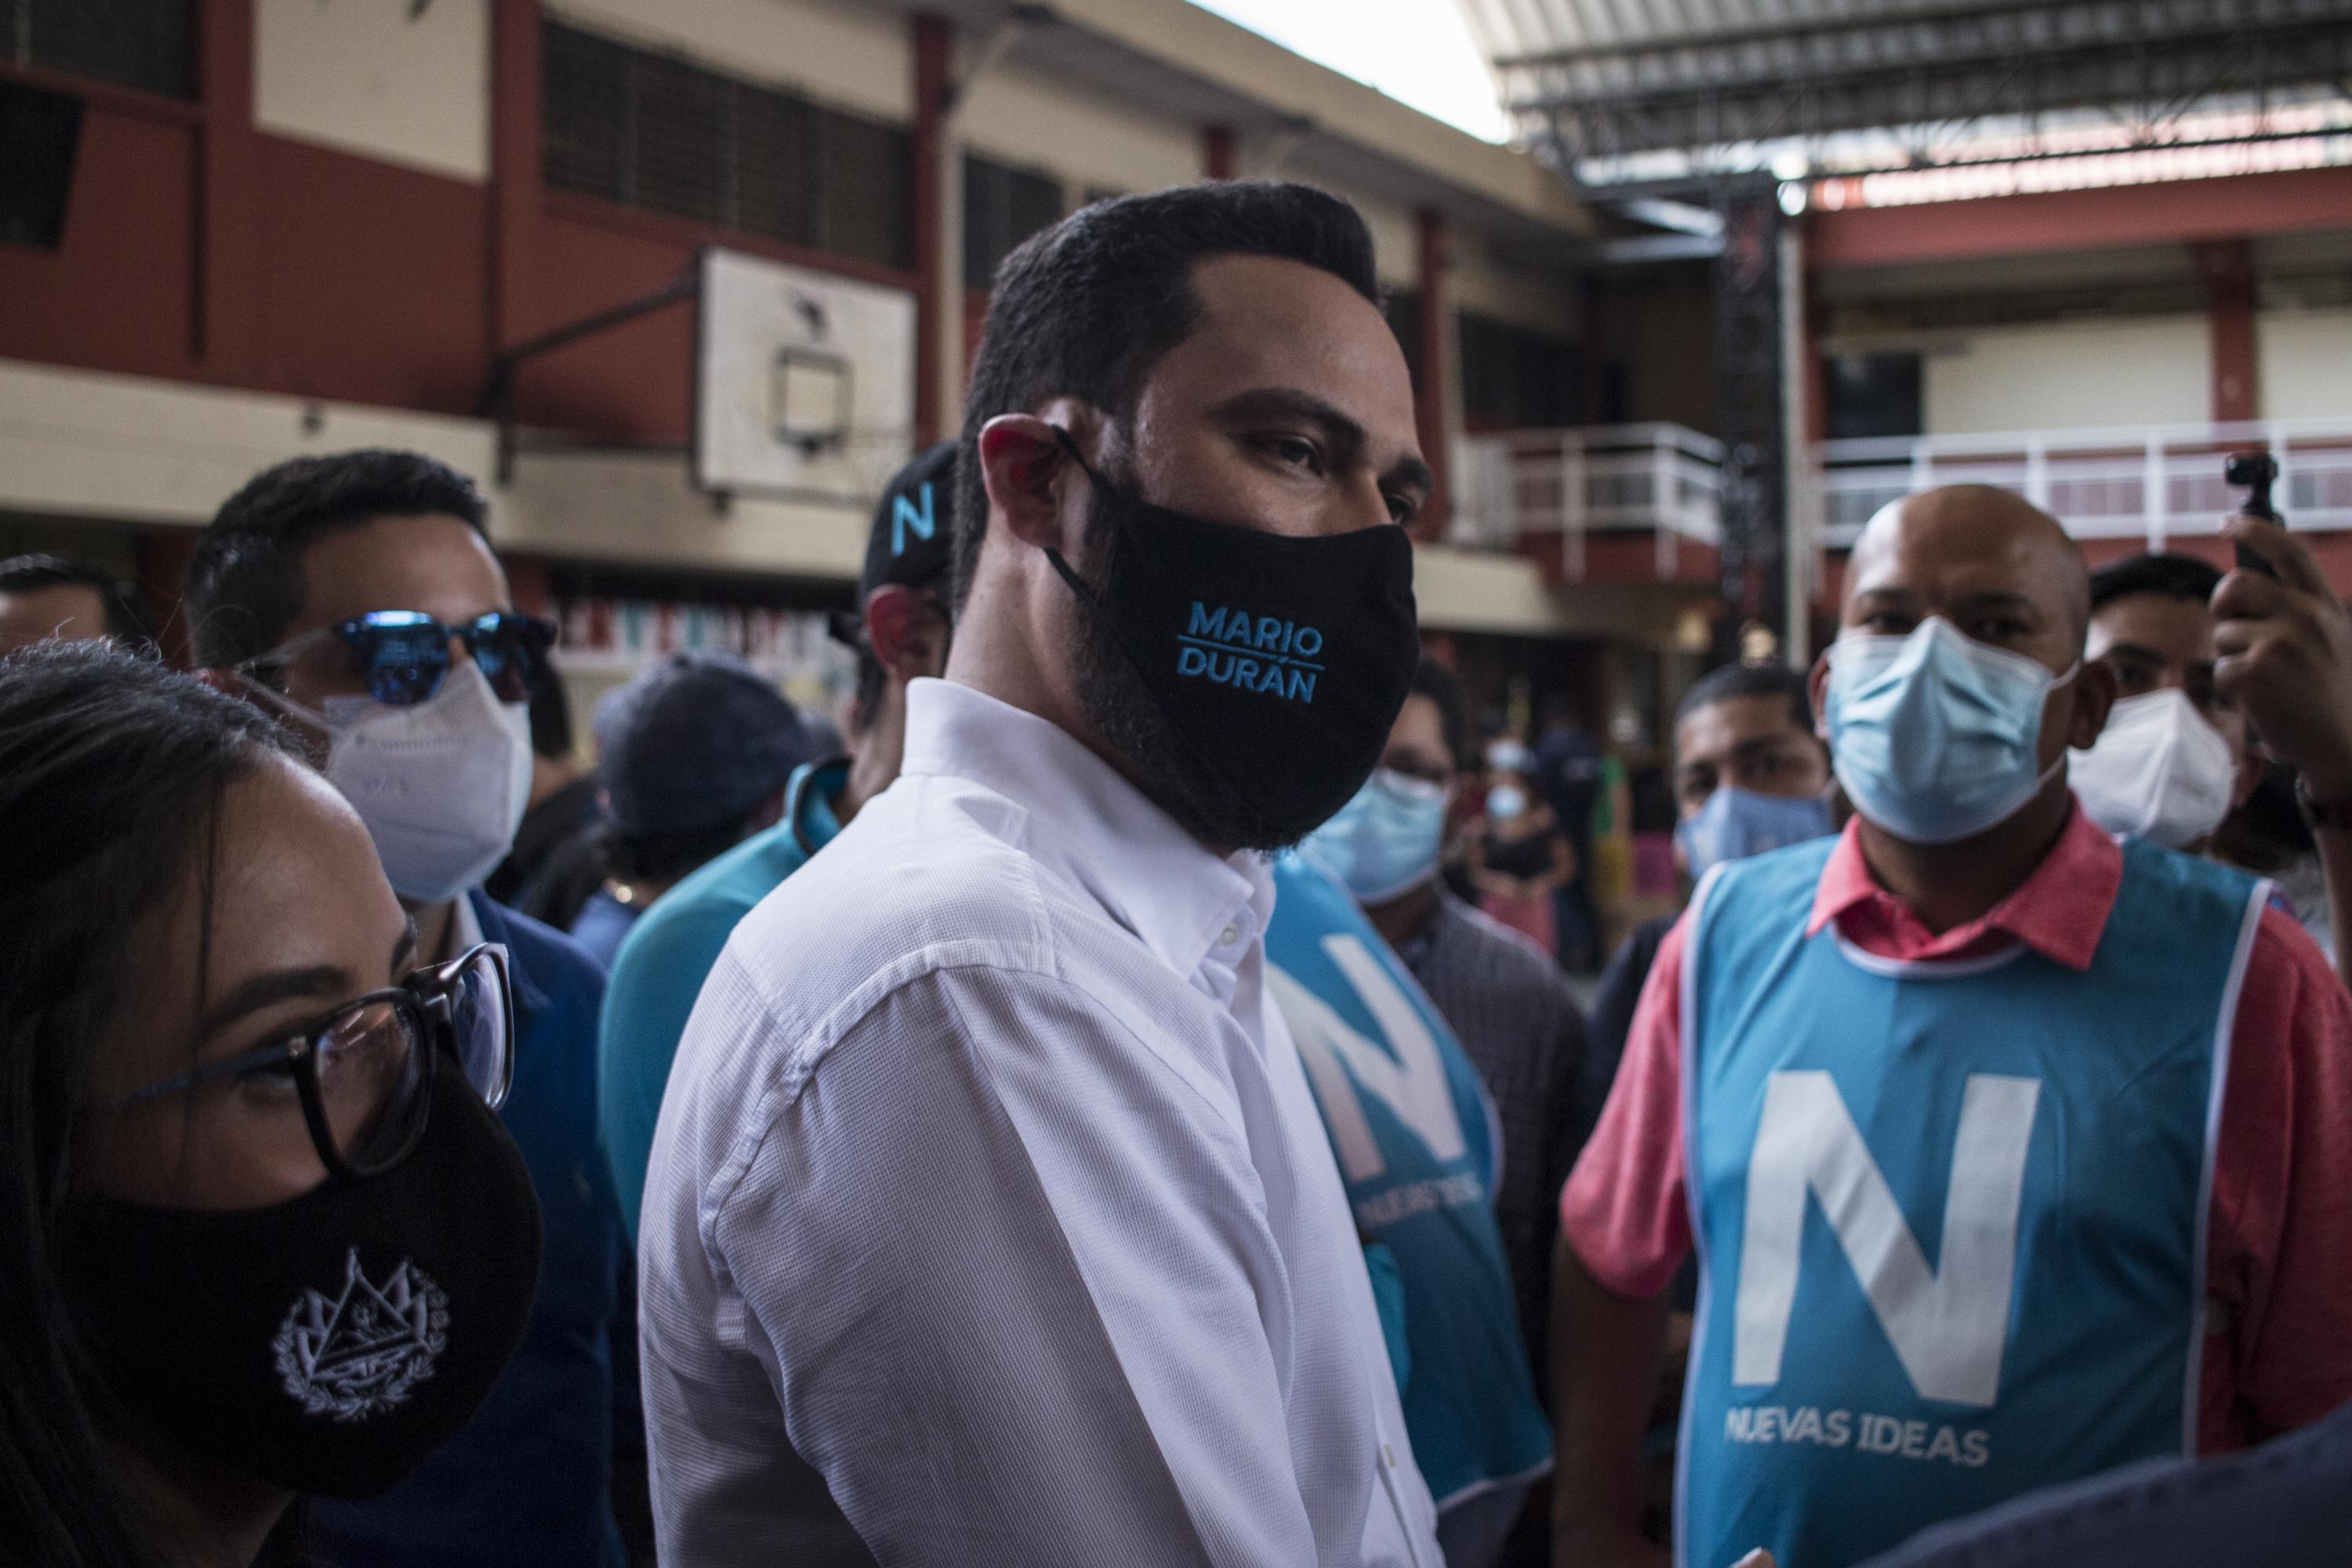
[1500,0,2352,176]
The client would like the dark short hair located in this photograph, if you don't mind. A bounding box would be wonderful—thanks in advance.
[953,180,1381,608]
[1406,657,1468,770]
[186,448,490,667]
[1675,660,1814,739]
[2089,552,2223,613]
[0,553,154,647]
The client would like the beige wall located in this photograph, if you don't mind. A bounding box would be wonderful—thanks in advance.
[2258,307,2352,420]
[546,0,910,122]
[956,62,1202,203]
[253,0,490,182]
[1922,315,2209,434]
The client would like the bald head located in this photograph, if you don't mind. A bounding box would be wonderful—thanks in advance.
[1842,485,2090,671]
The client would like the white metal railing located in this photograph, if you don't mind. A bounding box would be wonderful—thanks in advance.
[1813,419,2352,550]
[1453,423,1723,580]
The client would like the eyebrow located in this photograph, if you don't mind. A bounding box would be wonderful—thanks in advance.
[198,920,419,1042]
[2096,641,2169,665]
[199,964,354,1042]
[1948,590,2042,615]
[1209,386,1437,500]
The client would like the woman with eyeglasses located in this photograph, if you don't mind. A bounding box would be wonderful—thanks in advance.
[0,642,542,1567]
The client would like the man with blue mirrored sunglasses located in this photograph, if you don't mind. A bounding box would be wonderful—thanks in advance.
[1548,487,2352,1568]
[187,448,637,1568]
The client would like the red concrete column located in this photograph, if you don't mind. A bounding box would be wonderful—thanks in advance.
[1202,125,1236,181]
[504,551,554,620]
[488,0,543,356]
[196,0,261,379]
[912,15,953,446]
[137,528,199,668]
[2193,238,2257,424]
[1413,206,1452,539]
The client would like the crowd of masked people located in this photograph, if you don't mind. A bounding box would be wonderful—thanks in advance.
[2,180,2345,1568]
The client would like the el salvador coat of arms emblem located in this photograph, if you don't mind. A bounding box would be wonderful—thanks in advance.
[272,1247,449,1421]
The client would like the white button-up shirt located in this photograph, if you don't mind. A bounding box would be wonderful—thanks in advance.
[639,678,1439,1566]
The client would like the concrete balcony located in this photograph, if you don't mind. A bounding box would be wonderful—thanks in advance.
[1453,423,1724,587]
[1812,419,2352,554]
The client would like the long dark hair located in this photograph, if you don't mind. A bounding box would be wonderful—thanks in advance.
[0,641,296,1566]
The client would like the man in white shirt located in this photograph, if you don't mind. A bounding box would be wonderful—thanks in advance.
[639,181,1444,1565]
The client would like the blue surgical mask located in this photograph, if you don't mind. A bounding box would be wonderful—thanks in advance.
[1486,784,1529,821]
[1675,787,1835,879]
[1824,617,2076,845]
[1301,768,1450,903]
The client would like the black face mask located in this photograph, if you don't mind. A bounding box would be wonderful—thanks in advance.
[57,1057,542,1499]
[1047,432,1421,848]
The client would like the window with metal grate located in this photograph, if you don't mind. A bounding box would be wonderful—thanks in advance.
[1460,311,1581,429]
[0,78,82,248]
[963,153,1062,292]
[540,20,913,273]
[9,0,194,100]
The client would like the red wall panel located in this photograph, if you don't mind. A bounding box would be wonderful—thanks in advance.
[0,107,201,382]
[517,203,702,445]
[251,134,490,415]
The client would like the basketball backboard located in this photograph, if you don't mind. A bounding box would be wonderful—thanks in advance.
[694,245,916,506]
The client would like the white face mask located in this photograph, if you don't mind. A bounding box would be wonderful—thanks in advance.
[2071,687,2238,851]
[289,659,535,904]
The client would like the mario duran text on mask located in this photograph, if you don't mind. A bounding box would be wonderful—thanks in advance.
[1178,603,1323,704]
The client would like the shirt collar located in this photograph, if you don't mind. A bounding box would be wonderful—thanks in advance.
[900,677,1268,979]
[1805,799,2122,971]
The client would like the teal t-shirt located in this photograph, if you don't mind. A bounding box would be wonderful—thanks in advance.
[598,758,847,1237]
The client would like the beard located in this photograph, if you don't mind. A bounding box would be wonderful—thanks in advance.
[1066,484,1298,853]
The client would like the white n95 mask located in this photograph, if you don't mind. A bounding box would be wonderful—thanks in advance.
[2071,688,2237,850]
[307,659,534,903]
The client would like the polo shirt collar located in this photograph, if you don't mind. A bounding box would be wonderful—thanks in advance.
[1804,798,2122,971]
[787,756,852,858]
[900,678,1266,981]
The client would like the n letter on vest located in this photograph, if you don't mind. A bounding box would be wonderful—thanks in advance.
[1732,1070,2041,1409]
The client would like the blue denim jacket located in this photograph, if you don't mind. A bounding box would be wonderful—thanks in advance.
[312,892,633,1568]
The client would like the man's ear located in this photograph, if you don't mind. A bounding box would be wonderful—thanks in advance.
[975,414,1080,553]
[2065,658,2118,750]
[1806,650,1833,742]
[864,585,947,682]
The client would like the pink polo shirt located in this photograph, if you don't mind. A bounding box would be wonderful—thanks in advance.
[1560,803,2352,1454]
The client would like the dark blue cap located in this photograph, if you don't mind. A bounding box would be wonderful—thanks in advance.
[594,652,812,837]
[859,441,957,601]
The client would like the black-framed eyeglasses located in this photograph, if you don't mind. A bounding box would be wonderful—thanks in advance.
[103,944,516,1181]
[239,611,555,707]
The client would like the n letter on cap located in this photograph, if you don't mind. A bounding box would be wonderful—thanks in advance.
[892,482,935,556]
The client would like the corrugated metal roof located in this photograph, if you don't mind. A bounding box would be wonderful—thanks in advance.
[1462,0,2352,174]
[1456,0,2020,64]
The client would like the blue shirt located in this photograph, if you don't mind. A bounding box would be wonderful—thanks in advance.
[1679,837,2262,1568]
[600,759,846,1236]
[1265,852,1553,1515]
[570,887,639,969]
[313,891,632,1568]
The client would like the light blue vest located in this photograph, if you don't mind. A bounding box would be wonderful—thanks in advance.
[1678,835,2265,1568]
[1265,853,1553,1512]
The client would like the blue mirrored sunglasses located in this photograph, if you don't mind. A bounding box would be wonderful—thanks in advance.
[245,610,554,707]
